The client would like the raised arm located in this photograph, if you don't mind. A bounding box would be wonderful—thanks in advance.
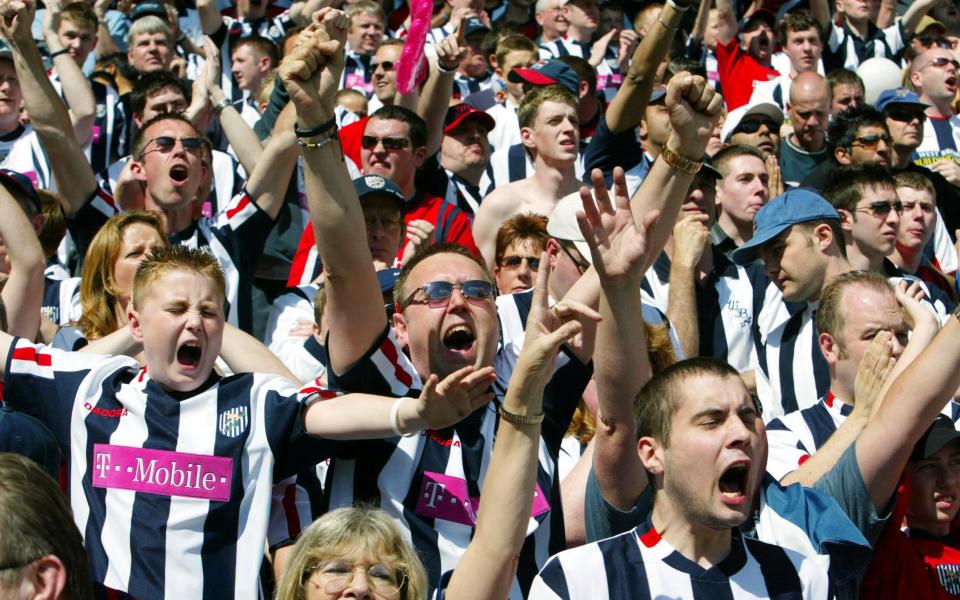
[715,0,738,46]
[808,0,832,37]
[42,0,96,146]
[418,27,466,157]
[0,185,44,340]
[446,258,584,600]
[604,0,686,134]
[902,0,944,37]
[92,0,121,57]
[204,35,263,174]
[289,0,331,26]
[220,323,302,383]
[195,0,223,36]
[2,0,98,217]
[666,213,710,358]
[244,101,299,220]
[282,9,386,375]
[582,167,661,510]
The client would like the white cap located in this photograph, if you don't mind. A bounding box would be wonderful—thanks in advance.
[546,192,593,265]
[721,102,784,142]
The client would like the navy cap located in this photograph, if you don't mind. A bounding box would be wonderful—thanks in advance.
[0,169,40,215]
[463,17,490,38]
[742,8,776,31]
[444,103,495,134]
[875,87,929,112]
[353,175,405,213]
[377,267,400,293]
[732,189,840,265]
[130,1,168,22]
[911,415,960,461]
[508,60,581,95]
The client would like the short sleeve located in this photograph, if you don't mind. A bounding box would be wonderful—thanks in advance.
[812,441,891,546]
[766,419,811,481]
[583,466,651,542]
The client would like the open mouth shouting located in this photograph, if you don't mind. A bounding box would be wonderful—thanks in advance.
[176,340,201,370]
[718,462,750,507]
[170,164,189,185]
[443,323,477,355]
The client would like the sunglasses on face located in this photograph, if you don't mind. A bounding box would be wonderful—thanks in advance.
[924,56,960,70]
[500,255,541,271]
[734,118,778,135]
[886,108,927,123]
[138,136,204,160]
[856,200,904,217]
[851,133,892,150]
[918,35,951,49]
[372,60,395,71]
[400,280,495,310]
[361,135,411,151]
[558,242,590,274]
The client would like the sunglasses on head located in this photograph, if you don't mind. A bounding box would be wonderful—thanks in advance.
[856,200,904,217]
[500,255,541,271]
[361,135,411,151]
[851,133,892,150]
[138,135,204,160]
[925,56,960,70]
[734,118,778,135]
[400,280,495,310]
[372,60,395,71]
[886,108,927,123]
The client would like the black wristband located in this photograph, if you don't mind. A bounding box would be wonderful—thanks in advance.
[294,117,337,138]
[49,48,70,59]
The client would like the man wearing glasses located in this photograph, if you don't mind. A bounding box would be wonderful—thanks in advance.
[911,46,960,186]
[800,104,891,189]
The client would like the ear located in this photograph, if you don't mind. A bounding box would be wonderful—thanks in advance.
[638,118,649,142]
[836,208,853,230]
[578,79,588,99]
[31,213,45,235]
[812,221,836,251]
[910,70,923,89]
[834,147,852,165]
[638,436,664,476]
[819,331,840,364]
[129,159,148,183]
[520,126,536,149]
[392,311,409,350]
[28,555,67,600]
[128,307,145,343]
[258,55,271,73]
[545,237,562,270]
[413,145,427,168]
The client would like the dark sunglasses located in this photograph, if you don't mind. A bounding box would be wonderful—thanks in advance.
[856,200,904,217]
[851,133,892,150]
[734,118,779,135]
[401,280,495,310]
[138,135,204,159]
[361,135,411,151]
[918,35,951,49]
[372,60,395,71]
[925,56,960,70]
[500,255,541,271]
[886,108,927,123]
[558,242,590,274]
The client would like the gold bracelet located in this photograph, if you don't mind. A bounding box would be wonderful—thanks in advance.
[499,404,544,425]
[660,146,702,174]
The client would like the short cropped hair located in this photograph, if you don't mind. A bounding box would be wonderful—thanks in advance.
[826,68,864,95]
[130,70,190,116]
[494,213,550,267]
[369,105,428,149]
[556,55,595,97]
[517,84,578,129]
[233,35,279,68]
[894,170,936,198]
[817,270,893,342]
[132,245,226,310]
[346,0,385,22]
[0,453,93,600]
[127,15,173,49]
[495,33,538,67]
[634,358,742,446]
[778,9,822,46]
[394,243,493,307]
[61,1,98,31]
[131,112,201,162]
[827,104,886,153]
[822,162,896,213]
[711,144,766,177]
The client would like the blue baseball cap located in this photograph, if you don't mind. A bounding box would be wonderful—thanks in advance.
[875,87,929,112]
[130,1,168,22]
[463,17,490,38]
[508,60,581,95]
[0,169,40,215]
[731,189,840,265]
[353,175,405,214]
[377,267,400,293]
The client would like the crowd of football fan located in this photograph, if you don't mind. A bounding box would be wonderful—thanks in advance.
[3,0,960,597]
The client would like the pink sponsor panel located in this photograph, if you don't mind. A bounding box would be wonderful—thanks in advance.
[415,471,549,527]
[92,444,233,502]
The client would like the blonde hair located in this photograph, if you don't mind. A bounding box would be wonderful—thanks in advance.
[275,506,427,600]
[132,245,225,310]
[77,211,167,340]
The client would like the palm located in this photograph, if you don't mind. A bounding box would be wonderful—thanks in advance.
[591,210,647,284]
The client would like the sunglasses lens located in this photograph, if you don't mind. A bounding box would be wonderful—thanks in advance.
[423,282,454,304]
[462,281,493,299]
[361,136,377,149]
[383,138,407,150]
[183,138,203,150]
[155,136,175,149]
[528,259,540,270]
[503,256,522,268]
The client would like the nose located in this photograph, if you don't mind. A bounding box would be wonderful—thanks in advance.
[344,569,374,598]
[446,285,468,311]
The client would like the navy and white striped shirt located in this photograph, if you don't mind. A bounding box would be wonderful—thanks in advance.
[824,20,906,72]
[212,12,296,102]
[67,188,274,333]
[530,517,832,599]
[4,337,330,599]
[341,46,375,97]
[480,142,586,197]
[40,275,81,327]
[52,74,126,173]
[323,321,592,598]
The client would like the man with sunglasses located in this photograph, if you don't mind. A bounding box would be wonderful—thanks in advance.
[911,47,960,188]
[800,104,892,189]
[722,101,783,159]
[2,0,300,335]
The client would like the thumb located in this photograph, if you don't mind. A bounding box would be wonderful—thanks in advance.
[420,374,439,401]
[543,320,582,349]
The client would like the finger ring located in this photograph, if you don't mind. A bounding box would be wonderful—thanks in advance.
[551,305,560,318]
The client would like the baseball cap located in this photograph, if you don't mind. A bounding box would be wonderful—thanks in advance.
[731,189,840,265]
[546,191,591,264]
[649,86,667,105]
[916,15,947,37]
[353,175,405,213]
[377,267,400,293]
[444,103,495,135]
[721,102,784,142]
[130,1,168,22]
[508,60,581,95]
[875,87,929,113]
[0,41,11,62]
[911,415,960,461]
[0,169,41,216]
[463,17,490,38]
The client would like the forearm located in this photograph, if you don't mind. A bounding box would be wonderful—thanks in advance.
[46,37,96,142]
[304,393,433,439]
[902,0,939,36]
[690,0,711,40]
[246,106,299,219]
[0,188,44,340]
[631,152,697,273]
[781,412,869,487]
[876,0,896,28]
[196,0,223,35]
[417,61,455,157]
[666,262,698,358]
[606,1,683,133]
[221,324,301,383]
[212,88,263,174]
[560,269,600,362]
[808,0,832,33]
[715,0,738,45]
[78,326,140,356]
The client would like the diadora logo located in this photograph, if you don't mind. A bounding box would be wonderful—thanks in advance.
[218,406,249,438]
[83,402,128,418]
[92,444,233,501]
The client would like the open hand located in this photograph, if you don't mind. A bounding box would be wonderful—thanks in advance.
[406,365,497,429]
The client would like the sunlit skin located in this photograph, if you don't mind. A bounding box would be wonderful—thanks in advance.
[830,82,864,117]
[128,270,225,393]
[347,11,385,56]
[496,49,537,106]
[729,115,780,157]
[113,223,167,311]
[742,21,774,65]
[760,226,831,303]
[371,44,402,104]
[842,185,901,269]
[362,194,404,265]
[522,100,580,165]
[57,20,97,66]
[0,60,22,134]
[906,439,960,538]
[716,155,769,244]
[127,31,172,74]
[131,118,208,218]
[837,124,891,167]
[494,238,543,293]
[361,118,425,197]
[891,186,937,273]
[783,27,822,75]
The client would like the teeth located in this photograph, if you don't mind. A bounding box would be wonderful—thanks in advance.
[448,325,470,335]
[721,491,741,498]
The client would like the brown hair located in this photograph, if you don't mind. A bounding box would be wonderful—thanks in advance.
[37,189,67,258]
[894,170,936,198]
[61,1,98,31]
[494,213,550,267]
[78,211,168,340]
[495,34,538,67]
[816,270,893,352]
[394,243,493,307]
[712,144,766,176]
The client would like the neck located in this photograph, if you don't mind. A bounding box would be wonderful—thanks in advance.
[717,214,753,247]
[844,15,870,38]
[579,95,599,127]
[828,380,854,407]
[925,98,954,119]
[790,132,825,153]
[844,241,885,272]
[532,153,579,194]
[144,196,193,235]
[651,497,733,568]
[890,243,922,274]
[892,145,917,169]
[541,30,562,43]
[566,24,593,42]
[444,160,484,186]
[822,255,855,290]
[645,140,663,159]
